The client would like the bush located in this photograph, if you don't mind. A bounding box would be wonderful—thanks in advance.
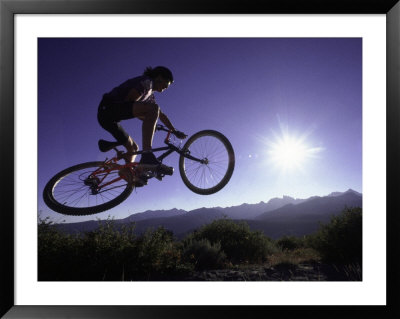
[276,236,306,251]
[189,219,278,264]
[38,217,86,280]
[182,238,227,270]
[78,218,138,280]
[131,227,182,280]
[39,208,363,281]
[38,217,183,281]
[308,207,362,264]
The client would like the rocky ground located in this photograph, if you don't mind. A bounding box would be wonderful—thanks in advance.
[173,262,362,281]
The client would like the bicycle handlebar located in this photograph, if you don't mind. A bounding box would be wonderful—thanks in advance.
[156,124,171,132]
[156,124,187,140]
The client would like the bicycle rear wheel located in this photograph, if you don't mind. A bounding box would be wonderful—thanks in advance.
[179,130,235,195]
[43,161,134,216]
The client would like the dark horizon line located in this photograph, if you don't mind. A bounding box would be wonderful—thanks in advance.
[41,188,363,224]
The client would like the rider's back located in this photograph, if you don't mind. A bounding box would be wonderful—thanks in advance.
[104,75,155,103]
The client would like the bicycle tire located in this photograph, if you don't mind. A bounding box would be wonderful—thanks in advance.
[43,161,134,216]
[179,130,235,195]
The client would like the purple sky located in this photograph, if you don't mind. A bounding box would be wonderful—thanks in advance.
[38,38,362,223]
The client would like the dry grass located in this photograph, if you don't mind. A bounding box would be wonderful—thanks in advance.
[267,247,321,267]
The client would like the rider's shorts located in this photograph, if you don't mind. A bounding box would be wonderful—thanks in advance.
[97,96,135,144]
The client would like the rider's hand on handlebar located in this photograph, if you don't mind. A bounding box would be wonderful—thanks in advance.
[173,130,188,139]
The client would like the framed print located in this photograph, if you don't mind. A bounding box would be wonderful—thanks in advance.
[1,0,399,318]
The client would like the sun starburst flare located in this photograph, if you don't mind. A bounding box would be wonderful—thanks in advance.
[265,125,324,173]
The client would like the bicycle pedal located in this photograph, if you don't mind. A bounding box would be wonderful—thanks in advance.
[158,165,174,176]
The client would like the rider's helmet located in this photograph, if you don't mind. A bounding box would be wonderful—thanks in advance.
[144,66,174,83]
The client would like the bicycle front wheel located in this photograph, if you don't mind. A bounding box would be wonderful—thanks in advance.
[43,161,134,216]
[179,130,235,195]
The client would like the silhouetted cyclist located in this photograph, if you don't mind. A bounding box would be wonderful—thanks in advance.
[97,66,187,173]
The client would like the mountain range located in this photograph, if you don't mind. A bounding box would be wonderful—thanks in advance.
[53,189,362,239]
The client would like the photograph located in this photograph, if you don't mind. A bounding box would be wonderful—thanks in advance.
[38,37,363,282]
[2,0,399,317]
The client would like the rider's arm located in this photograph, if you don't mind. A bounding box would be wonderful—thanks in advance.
[159,111,176,132]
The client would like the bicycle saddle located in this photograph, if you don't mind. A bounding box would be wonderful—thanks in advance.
[98,139,122,152]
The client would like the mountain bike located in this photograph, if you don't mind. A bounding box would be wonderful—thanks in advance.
[43,124,235,216]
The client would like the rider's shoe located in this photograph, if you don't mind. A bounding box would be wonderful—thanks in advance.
[159,165,174,176]
[139,152,174,176]
[139,152,161,167]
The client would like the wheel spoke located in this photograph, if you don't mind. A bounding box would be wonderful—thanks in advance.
[182,133,233,192]
[46,162,133,213]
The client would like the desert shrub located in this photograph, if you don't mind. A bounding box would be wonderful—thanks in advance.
[38,217,85,280]
[77,218,138,280]
[307,207,362,264]
[182,238,227,270]
[38,218,183,281]
[276,236,306,251]
[189,219,278,264]
[268,247,321,267]
[131,227,182,280]
[38,217,138,280]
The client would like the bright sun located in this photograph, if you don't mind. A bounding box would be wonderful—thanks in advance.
[270,136,307,169]
[267,129,323,172]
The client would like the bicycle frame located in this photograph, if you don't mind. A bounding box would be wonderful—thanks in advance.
[90,126,204,191]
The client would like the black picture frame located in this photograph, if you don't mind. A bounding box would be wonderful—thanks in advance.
[1,0,399,318]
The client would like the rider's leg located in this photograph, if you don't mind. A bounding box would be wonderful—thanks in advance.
[98,109,138,163]
[123,136,139,163]
[131,102,160,151]
[131,102,172,170]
